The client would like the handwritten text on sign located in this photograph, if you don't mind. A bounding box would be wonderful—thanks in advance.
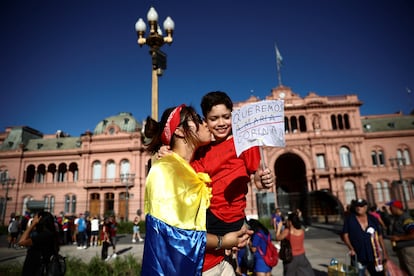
[232,100,285,157]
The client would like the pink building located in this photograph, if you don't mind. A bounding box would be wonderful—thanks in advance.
[1,85,413,225]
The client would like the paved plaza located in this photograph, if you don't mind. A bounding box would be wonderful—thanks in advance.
[0,223,399,275]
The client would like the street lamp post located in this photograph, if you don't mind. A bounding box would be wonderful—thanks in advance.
[120,173,135,222]
[389,157,408,210]
[1,177,16,225]
[135,6,175,121]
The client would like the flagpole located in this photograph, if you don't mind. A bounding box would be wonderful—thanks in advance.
[275,43,283,87]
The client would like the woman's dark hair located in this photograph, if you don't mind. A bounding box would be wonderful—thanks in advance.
[247,218,269,235]
[144,105,203,153]
[287,212,302,230]
[200,91,233,118]
[35,211,60,253]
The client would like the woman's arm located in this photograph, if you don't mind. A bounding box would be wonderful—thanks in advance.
[206,227,253,250]
[275,221,288,241]
[18,215,39,247]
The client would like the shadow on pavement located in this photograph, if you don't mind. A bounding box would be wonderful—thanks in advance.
[116,246,133,256]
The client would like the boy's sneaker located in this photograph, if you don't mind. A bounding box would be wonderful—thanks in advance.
[132,239,136,243]
[111,253,117,259]
[139,238,144,242]
[77,246,83,249]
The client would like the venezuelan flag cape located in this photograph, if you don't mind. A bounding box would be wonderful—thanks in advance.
[141,153,212,276]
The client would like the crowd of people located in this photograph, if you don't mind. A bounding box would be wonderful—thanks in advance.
[5,90,414,276]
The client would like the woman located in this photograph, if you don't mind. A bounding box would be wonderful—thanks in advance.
[158,92,273,274]
[342,198,388,276]
[18,211,60,276]
[141,104,252,276]
[132,216,143,243]
[248,219,273,276]
[276,212,314,276]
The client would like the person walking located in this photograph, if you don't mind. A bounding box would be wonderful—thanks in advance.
[141,104,252,275]
[18,211,60,276]
[276,212,314,276]
[387,199,414,276]
[101,217,113,261]
[342,198,388,276]
[132,216,143,243]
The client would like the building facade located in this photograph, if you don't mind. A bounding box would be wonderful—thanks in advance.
[1,86,413,225]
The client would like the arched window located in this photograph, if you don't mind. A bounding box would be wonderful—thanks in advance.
[284,117,290,133]
[120,160,130,175]
[69,163,79,182]
[344,114,350,129]
[290,116,298,133]
[340,147,352,168]
[299,116,307,132]
[403,149,411,165]
[58,163,67,182]
[36,164,46,183]
[331,115,337,130]
[371,151,378,166]
[25,165,36,183]
[93,161,101,182]
[338,114,344,130]
[344,181,356,204]
[106,160,116,181]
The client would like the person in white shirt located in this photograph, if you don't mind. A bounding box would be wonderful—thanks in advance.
[90,216,100,247]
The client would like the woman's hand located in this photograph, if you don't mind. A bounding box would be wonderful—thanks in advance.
[222,226,254,249]
[157,145,172,159]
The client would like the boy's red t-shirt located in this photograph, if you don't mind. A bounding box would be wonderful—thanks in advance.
[191,137,260,271]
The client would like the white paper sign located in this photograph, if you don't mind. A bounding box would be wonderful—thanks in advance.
[232,100,285,157]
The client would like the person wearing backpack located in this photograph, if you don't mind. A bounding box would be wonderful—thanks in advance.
[8,215,20,249]
[248,219,278,276]
[276,212,314,276]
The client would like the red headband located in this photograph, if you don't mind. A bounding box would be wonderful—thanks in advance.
[161,104,185,145]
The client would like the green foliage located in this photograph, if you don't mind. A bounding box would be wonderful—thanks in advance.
[116,220,146,234]
[0,260,21,275]
[117,221,133,234]
[0,254,142,276]
[0,225,7,235]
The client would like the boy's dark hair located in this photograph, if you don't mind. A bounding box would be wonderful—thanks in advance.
[247,218,270,235]
[200,91,233,118]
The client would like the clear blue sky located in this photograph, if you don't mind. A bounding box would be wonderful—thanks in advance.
[1,0,413,136]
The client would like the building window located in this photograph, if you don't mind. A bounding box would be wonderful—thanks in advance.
[375,181,390,203]
[371,149,385,166]
[290,116,298,133]
[403,149,411,165]
[106,160,116,182]
[284,117,290,133]
[44,196,53,212]
[92,161,101,182]
[120,159,130,174]
[299,116,307,132]
[331,115,337,130]
[316,154,326,169]
[344,180,356,205]
[371,151,378,166]
[340,147,352,168]
[65,194,77,214]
